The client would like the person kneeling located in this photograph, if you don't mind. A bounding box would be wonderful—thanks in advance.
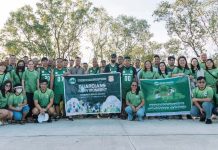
[8,84,30,124]
[125,81,145,121]
[32,79,55,123]
[191,76,214,124]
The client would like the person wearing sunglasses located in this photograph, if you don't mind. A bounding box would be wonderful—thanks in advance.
[191,76,214,124]
[125,81,145,121]
[0,80,13,125]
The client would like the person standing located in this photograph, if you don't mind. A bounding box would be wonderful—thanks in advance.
[199,53,207,69]
[167,56,176,73]
[139,60,157,80]
[99,60,106,73]
[104,53,119,73]
[88,58,100,74]
[22,60,39,117]
[69,57,85,75]
[11,60,25,85]
[38,57,52,87]
[50,58,68,120]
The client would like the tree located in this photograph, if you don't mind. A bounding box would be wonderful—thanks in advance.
[0,0,94,58]
[153,0,208,57]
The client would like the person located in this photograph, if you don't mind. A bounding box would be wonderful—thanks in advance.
[167,56,176,73]
[191,76,214,124]
[32,79,55,123]
[153,55,160,72]
[204,59,218,104]
[32,57,40,70]
[172,56,193,119]
[0,62,11,88]
[22,60,39,116]
[4,57,9,66]
[50,58,68,120]
[7,55,16,72]
[83,63,89,74]
[199,53,207,69]
[11,60,25,85]
[8,84,30,124]
[134,59,142,82]
[139,60,157,79]
[190,58,204,88]
[0,80,13,125]
[155,62,171,79]
[38,57,52,87]
[120,56,137,119]
[69,59,74,68]
[69,57,85,74]
[63,59,69,70]
[23,56,29,67]
[172,56,193,78]
[118,56,124,69]
[99,60,106,73]
[104,53,119,73]
[125,81,145,121]
[88,58,100,74]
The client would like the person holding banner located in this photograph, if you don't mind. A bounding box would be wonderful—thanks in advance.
[32,79,55,123]
[155,62,171,79]
[167,56,176,73]
[50,58,68,120]
[139,60,157,79]
[125,81,145,121]
[120,56,137,119]
[104,53,119,73]
[191,76,214,124]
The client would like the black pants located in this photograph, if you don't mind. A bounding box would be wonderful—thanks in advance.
[26,92,34,116]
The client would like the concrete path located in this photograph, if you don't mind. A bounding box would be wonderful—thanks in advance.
[0,118,218,150]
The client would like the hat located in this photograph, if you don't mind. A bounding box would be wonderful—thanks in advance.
[38,113,49,123]
[124,56,131,60]
[111,53,117,58]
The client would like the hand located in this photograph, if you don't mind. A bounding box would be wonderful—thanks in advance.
[131,106,136,112]
[189,75,194,80]
[136,106,141,112]
[40,109,46,114]
[200,108,204,115]
[16,107,22,111]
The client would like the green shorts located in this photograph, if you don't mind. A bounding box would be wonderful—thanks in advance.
[54,94,64,105]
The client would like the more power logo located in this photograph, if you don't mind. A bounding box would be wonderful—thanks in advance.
[69,77,76,84]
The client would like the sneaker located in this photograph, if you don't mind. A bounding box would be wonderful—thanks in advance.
[54,116,60,121]
[199,115,206,122]
[68,117,74,121]
[205,119,212,124]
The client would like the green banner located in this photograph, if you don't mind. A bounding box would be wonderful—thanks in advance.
[140,76,192,116]
[64,73,122,116]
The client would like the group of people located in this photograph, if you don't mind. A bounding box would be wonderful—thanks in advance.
[0,52,217,125]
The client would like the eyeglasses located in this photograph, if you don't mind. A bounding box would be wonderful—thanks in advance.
[131,84,137,87]
[5,84,11,87]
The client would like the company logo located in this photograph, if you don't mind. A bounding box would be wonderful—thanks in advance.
[69,78,76,84]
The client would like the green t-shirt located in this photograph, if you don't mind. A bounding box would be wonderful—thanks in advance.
[172,67,192,76]
[22,69,39,93]
[204,68,218,88]
[0,91,11,108]
[155,72,172,79]
[88,67,100,74]
[53,68,67,94]
[8,93,27,107]
[139,70,156,79]
[192,86,214,100]
[199,62,206,70]
[11,70,23,85]
[126,91,144,107]
[0,73,11,86]
[38,67,52,86]
[109,64,118,73]
[34,89,54,107]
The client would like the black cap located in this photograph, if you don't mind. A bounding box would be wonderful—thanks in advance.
[124,56,131,60]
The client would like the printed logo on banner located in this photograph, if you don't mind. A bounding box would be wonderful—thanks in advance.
[69,77,76,84]
[108,76,114,82]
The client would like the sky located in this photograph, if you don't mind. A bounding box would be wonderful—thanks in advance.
[0,0,172,62]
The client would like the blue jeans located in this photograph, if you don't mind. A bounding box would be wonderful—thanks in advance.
[191,102,213,119]
[125,106,145,121]
[13,105,30,121]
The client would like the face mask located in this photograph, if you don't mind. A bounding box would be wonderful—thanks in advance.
[111,60,116,63]
[16,88,23,94]
[17,66,24,69]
